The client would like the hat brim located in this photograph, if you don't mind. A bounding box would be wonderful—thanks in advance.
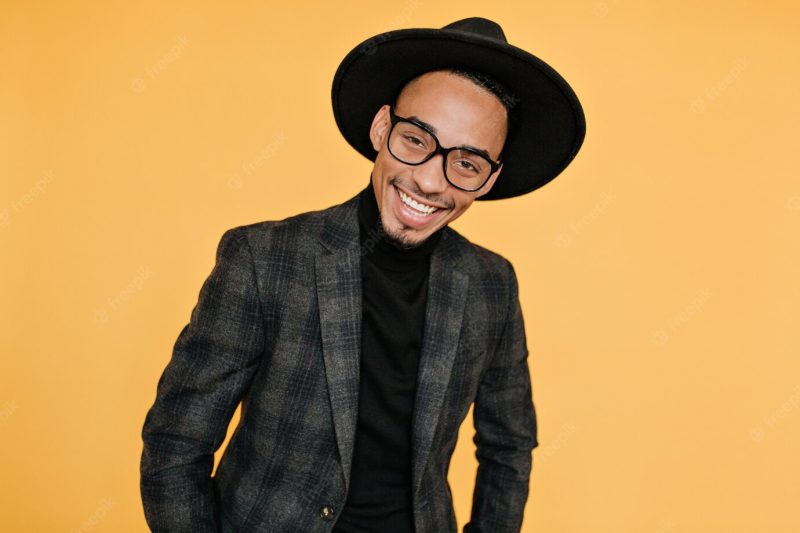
[331,27,586,200]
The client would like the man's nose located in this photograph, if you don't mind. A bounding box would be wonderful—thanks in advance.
[412,153,449,196]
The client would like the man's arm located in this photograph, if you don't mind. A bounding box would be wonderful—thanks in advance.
[140,227,266,532]
[464,260,538,533]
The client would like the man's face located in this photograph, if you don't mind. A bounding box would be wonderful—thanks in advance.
[368,70,507,249]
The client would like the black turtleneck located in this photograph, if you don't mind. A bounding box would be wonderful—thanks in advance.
[332,181,443,532]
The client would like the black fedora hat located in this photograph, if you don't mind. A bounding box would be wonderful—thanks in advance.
[331,17,586,200]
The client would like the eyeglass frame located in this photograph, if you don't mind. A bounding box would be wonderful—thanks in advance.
[386,106,503,193]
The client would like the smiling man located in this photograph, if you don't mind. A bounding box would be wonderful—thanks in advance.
[141,17,585,533]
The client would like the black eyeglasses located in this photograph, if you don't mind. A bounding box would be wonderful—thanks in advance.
[387,106,502,192]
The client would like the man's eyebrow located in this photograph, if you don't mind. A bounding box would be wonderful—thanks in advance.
[407,115,496,161]
[406,115,438,134]
[463,145,494,161]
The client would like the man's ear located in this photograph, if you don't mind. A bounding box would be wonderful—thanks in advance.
[475,163,503,199]
[369,105,391,152]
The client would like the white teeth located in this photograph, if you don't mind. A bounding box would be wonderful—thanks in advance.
[398,189,438,215]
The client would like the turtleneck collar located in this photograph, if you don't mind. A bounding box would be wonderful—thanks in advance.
[358,179,443,272]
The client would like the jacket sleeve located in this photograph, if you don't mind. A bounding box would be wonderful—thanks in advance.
[464,260,538,533]
[140,227,266,532]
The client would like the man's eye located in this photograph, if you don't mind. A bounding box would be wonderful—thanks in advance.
[403,135,425,147]
[455,159,479,172]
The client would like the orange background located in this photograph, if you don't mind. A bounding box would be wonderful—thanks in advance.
[2,1,799,531]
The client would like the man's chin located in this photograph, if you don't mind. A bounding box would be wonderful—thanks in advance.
[384,229,427,250]
[380,221,432,250]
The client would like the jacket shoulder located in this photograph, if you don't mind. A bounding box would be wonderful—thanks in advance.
[218,195,355,255]
[444,227,515,281]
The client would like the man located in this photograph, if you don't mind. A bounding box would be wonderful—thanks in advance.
[140,17,585,533]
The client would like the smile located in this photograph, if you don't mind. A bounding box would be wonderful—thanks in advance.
[397,188,439,215]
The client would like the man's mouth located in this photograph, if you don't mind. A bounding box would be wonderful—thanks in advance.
[396,187,440,216]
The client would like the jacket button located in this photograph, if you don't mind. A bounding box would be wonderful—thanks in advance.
[319,505,335,521]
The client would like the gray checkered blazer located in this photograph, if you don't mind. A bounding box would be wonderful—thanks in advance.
[140,188,538,532]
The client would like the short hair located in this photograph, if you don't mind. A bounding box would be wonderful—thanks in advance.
[442,66,517,115]
[393,67,518,155]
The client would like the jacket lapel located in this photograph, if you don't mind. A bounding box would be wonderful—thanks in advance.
[315,196,362,494]
[411,230,470,498]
